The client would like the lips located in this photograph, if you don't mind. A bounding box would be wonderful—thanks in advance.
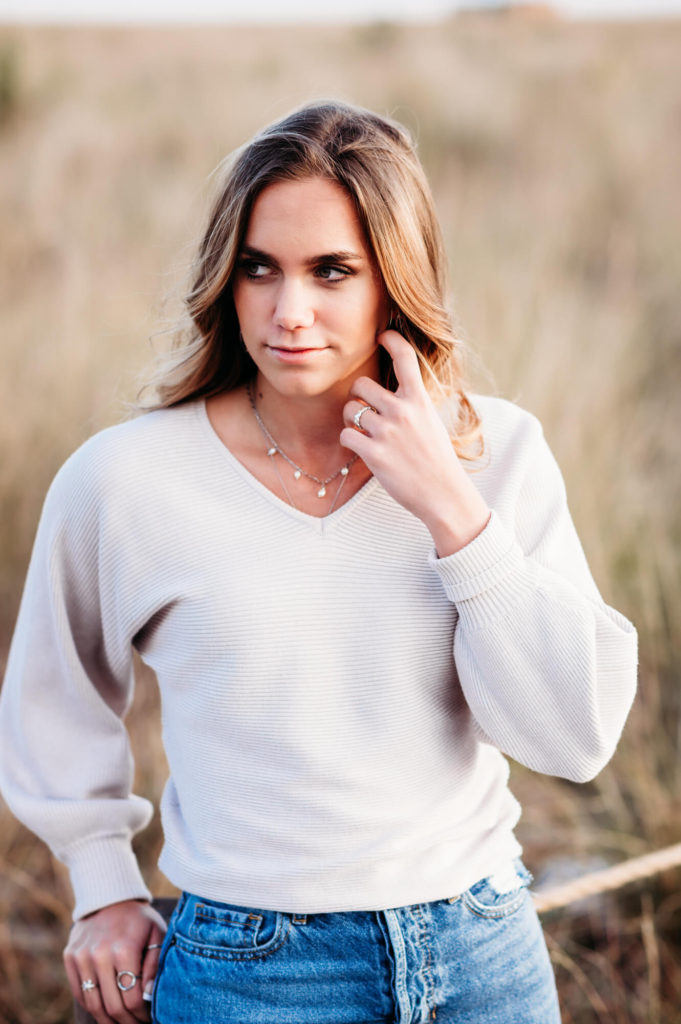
[267,345,326,363]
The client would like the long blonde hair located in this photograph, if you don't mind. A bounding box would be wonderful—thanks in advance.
[145,100,482,457]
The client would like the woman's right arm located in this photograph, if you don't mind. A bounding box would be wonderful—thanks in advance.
[0,441,158,1015]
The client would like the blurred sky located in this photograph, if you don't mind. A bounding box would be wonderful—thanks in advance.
[2,0,681,22]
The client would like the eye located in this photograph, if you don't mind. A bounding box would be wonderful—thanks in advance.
[315,264,352,282]
[238,260,271,280]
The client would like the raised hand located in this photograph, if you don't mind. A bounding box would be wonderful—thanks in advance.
[340,330,490,557]
[64,899,167,1024]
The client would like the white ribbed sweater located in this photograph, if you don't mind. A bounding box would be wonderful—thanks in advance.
[0,396,637,921]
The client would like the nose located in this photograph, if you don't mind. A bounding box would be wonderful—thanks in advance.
[273,278,315,332]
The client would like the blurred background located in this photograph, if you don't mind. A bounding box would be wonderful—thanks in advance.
[0,1,680,1021]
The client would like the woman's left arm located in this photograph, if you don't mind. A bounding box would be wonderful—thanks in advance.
[342,331,638,783]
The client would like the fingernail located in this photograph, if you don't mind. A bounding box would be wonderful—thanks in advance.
[144,980,154,999]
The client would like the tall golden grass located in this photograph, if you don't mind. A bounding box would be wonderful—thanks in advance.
[0,15,680,1022]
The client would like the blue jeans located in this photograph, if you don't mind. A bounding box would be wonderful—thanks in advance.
[151,858,560,1023]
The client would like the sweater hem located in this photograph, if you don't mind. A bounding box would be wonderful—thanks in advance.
[157,825,523,914]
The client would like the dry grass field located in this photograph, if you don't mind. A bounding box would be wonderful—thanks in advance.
[0,13,680,1022]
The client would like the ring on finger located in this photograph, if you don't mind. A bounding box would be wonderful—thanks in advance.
[145,943,163,951]
[116,969,140,992]
[81,978,98,993]
[353,404,376,432]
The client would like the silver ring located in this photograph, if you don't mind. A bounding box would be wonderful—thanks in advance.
[81,978,97,992]
[146,943,163,950]
[353,404,375,431]
[116,970,140,992]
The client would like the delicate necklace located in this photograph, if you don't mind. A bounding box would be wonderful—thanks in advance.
[247,381,358,512]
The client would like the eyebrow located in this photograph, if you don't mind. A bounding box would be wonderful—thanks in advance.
[240,245,365,266]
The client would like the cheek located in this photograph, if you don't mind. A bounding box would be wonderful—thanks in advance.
[365,277,390,329]
[232,283,246,323]
[344,281,388,329]
[233,284,266,332]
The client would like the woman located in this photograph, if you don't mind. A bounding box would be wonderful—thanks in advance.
[0,101,637,1024]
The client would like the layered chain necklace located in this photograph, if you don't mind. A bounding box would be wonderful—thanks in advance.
[247,381,358,514]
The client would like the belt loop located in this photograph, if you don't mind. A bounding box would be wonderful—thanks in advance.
[292,912,308,925]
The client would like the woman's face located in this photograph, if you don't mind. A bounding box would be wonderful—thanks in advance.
[232,177,389,402]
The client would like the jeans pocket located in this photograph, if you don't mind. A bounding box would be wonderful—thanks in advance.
[172,894,290,959]
[188,901,265,948]
[462,857,533,920]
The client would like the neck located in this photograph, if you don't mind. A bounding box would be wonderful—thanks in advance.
[250,376,352,465]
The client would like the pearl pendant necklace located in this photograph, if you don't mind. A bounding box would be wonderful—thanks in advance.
[249,382,357,506]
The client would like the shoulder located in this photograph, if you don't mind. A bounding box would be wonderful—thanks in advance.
[451,393,548,479]
[45,403,202,519]
[456,394,566,513]
[469,393,544,452]
[59,402,199,475]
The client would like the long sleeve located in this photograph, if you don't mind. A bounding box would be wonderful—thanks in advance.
[0,447,153,920]
[429,403,638,782]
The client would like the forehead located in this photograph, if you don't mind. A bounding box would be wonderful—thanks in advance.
[244,177,369,253]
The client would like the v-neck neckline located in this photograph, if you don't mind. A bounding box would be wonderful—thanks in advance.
[195,398,381,531]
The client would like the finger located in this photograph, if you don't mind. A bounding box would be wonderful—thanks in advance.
[117,971,149,1024]
[142,943,163,988]
[99,960,143,1024]
[349,375,391,411]
[75,957,115,1024]
[64,954,92,1012]
[121,978,149,1024]
[140,926,166,1007]
[344,400,380,436]
[377,330,423,395]
[339,425,374,461]
[127,913,166,1021]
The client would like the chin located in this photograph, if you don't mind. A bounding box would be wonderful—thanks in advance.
[262,371,348,401]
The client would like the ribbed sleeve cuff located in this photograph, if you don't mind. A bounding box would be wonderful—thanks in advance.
[64,834,152,921]
[428,510,538,629]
